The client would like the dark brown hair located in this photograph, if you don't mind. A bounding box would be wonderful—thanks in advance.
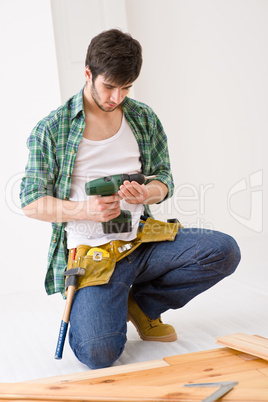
[85,29,142,86]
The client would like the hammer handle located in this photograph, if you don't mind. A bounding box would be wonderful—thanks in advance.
[54,320,68,360]
[54,285,76,360]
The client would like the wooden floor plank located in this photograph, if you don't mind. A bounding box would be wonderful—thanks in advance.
[78,357,267,388]
[183,369,268,388]
[163,347,238,365]
[26,359,169,385]
[28,348,253,387]
[216,333,268,360]
[258,367,268,376]
[1,382,267,402]
[1,342,268,401]
[218,387,268,401]
[0,382,230,401]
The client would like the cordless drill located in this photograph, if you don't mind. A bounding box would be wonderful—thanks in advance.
[85,173,157,234]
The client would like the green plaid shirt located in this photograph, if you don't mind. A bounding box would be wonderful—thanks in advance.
[20,88,174,296]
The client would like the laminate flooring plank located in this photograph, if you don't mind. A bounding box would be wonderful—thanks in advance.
[259,367,268,376]
[75,357,268,388]
[216,333,268,360]
[0,382,229,401]
[26,359,169,385]
[219,387,268,401]
[163,347,240,365]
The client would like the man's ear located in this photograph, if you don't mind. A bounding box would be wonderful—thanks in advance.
[85,66,92,83]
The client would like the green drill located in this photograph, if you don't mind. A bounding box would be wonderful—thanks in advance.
[85,173,157,234]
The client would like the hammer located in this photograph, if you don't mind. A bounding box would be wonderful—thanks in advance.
[54,264,85,359]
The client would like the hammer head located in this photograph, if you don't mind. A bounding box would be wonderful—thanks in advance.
[63,267,86,277]
[64,267,86,290]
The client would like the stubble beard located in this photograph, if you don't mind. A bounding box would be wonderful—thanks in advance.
[91,82,119,113]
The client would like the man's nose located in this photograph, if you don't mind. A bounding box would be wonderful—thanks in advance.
[110,89,121,104]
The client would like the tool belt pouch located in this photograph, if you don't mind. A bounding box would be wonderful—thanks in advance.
[139,217,182,243]
[114,217,183,262]
[66,244,116,292]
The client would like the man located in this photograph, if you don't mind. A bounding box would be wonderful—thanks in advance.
[20,29,241,369]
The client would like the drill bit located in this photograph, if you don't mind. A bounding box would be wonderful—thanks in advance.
[144,175,158,180]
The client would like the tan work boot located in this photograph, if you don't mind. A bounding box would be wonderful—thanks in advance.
[127,291,177,342]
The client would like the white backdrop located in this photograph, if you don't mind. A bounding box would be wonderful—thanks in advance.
[2,0,267,296]
[1,0,61,295]
[128,0,268,241]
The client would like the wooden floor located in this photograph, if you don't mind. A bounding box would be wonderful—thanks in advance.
[0,335,268,401]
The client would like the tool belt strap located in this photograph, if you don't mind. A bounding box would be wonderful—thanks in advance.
[66,217,182,292]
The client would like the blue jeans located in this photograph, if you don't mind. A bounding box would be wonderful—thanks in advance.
[69,228,241,369]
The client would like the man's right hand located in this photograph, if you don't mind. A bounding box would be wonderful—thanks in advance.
[83,194,122,222]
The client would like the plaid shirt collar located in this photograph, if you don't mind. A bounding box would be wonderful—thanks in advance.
[69,86,143,120]
[70,88,85,120]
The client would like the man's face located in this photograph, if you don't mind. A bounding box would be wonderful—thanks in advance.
[90,74,133,112]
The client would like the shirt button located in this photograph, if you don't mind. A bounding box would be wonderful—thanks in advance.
[71,150,75,154]
[79,128,83,132]
[64,196,68,200]
[53,239,57,243]
[67,174,71,178]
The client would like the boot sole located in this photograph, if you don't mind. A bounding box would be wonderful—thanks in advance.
[127,313,177,342]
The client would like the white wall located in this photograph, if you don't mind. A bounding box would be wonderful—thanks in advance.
[1,0,61,295]
[50,0,129,102]
[125,0,268,241]
[2,0,267,295]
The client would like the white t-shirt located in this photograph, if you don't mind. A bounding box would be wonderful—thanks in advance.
[65,114,143,248]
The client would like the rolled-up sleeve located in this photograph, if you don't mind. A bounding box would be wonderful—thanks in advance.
[20,121,57,208]
[149,113,174,201]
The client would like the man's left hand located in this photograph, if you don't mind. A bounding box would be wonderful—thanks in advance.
[118,181,149,204]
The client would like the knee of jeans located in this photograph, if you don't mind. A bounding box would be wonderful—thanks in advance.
[214,232,241,276]
[70,332,126,370]
[198,231,241,276]
[226,235,241,274]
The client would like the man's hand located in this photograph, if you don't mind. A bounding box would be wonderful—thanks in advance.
[118,180,168,205]
[85,194,121,222]
[118,181,149,204]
